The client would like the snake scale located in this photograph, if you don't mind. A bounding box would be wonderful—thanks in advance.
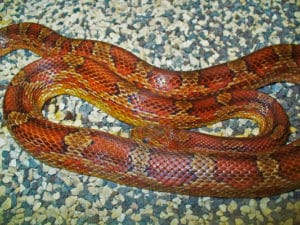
[1,23,299,198]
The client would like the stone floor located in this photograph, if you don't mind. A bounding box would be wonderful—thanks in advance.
[0,1,299,224]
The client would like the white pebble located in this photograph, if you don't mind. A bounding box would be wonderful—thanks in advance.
[140,204,153,215]
[2,175,12,184]
[32,202,42,211]
[220,216,229,222]
[255,210,264,222]
[156,35,163,45]
[88,111,105,123]
[240,205,250,214]
[189,54,199,66]
[111,206,123,219]
[65,196,78,207]
[0,135,7,147]
[19,184,25,193]
[261,206,272,216]
[37,214,47,223]
[235,218,244,225]
[249,199,257,208]
[46,183,53,192]
[32,171,41,180]
[10,149,20,159]
[260,197,271,216]
[201,40,209,47]
[0,186,5,197]
[117,213,125,222]
[59,175,72,186]
[228,201,237,213]
[87,185,99,195]
[56,216,64,225]
[283,218,294,225]
[16,171,24,183]
[106,115,116,123]
[42,192,54,202]
[53,192,60,200]
[2,198,12,210]
[101,186,113,200]
[131,213,142,222]
[70,188,81,196]
[19,151,28,160]
[48,168,57,175]
[71,183,83,195]
[170,218,179,225]
[109,126,122,134]
[219,204,227,212]
[26,196,35,205]
[47,104,56,113]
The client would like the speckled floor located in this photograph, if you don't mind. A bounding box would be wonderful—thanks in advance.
[0,1,299,224]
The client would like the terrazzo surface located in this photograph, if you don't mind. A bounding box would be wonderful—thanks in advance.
[0,0,299,224]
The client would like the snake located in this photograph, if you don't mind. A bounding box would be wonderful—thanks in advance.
[1,22,299,198]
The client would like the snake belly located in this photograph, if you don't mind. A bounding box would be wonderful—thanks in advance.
[1,22,300,198]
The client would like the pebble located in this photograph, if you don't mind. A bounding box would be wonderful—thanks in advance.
[65,196,78,207]
[109,126,122,135]
[219,204,227,212]
[260,198,272,216]
[240,205,251,214]
[55,110,65,121]
[111,206,123,219]
[42,192,54,202]
[2,175,12,183]
[47,168,57,175]
[9,144,20,157]
[1,198,12,211]
[0,135,6,147]
[59,175,73,187]
[33,201,42,211]
[235,218,245,225]
[26,195,35,205]
[87,186,98,195]
[131,213,142,222]
[53,192,60,200]
[56,216,64,225]
[19,152,29,166]
[71,183,83,195]
[37,214,47,223]
[228,201,237,213]
[32,170,41,180]
[0,186,5,197]
[106,115,116,123]
[88,110,105,123]
[16,171,24,183]
[170,218,179,225]
[220,216,229,222]
[46,183,53,192]
[117,213,125,222]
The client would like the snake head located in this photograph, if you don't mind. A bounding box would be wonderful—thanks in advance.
[131,125,167,148]
[131,125,185,150]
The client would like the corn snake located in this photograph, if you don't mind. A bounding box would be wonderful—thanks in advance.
[1,22,299,198]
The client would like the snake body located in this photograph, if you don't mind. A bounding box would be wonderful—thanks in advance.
[1,23,300,197]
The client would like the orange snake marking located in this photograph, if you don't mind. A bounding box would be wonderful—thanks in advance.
[1,22,300,197]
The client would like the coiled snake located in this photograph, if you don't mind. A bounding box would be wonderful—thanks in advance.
[1,23,299,198]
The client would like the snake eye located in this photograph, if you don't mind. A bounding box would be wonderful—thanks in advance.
[142,137,149,144]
